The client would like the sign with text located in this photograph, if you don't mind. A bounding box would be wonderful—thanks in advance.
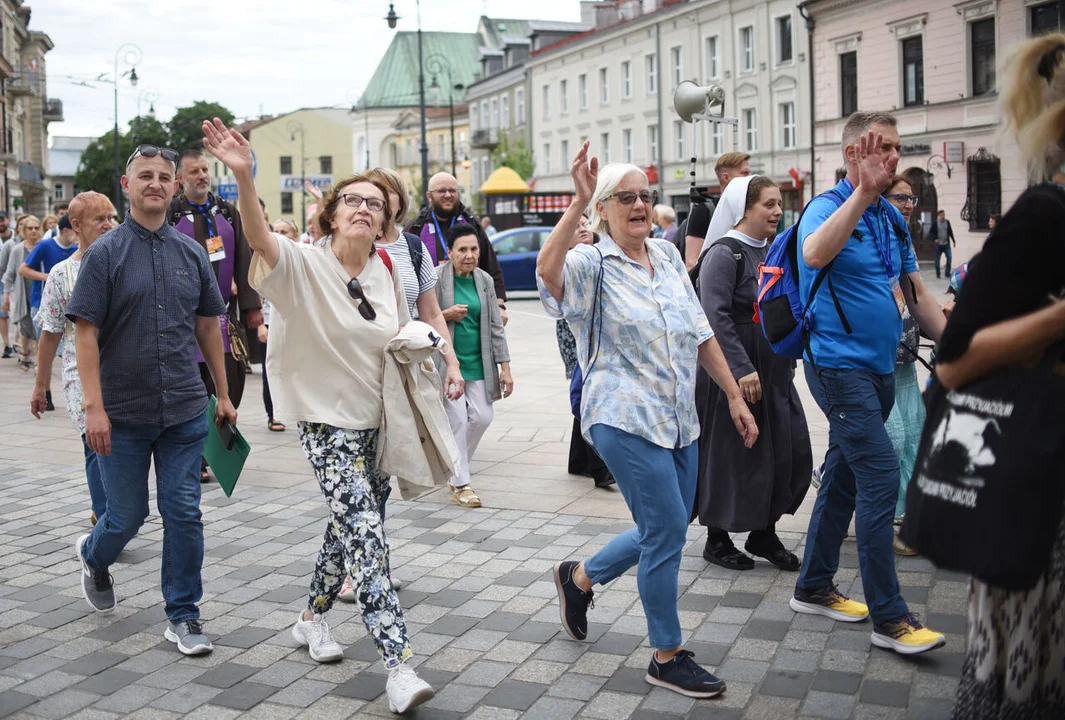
[943,141,964,163]
[901,142,932,156]
[280,174,333,192]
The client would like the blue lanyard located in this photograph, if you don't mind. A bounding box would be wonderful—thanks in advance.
[190,200,215,237]
[431,211,455,260]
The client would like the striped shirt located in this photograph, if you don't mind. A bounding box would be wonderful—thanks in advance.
[376,232,436,319]
[66,215,227,427]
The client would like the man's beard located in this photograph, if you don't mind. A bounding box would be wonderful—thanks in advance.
[433,202,456,219]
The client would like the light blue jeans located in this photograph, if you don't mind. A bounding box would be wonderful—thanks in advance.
[584,424,697,650]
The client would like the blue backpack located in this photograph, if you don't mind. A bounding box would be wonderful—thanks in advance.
[755,189,850,360]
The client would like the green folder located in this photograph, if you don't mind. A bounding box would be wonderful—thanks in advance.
[203,395,251,497]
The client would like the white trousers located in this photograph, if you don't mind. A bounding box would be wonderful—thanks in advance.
[444,379,494,487]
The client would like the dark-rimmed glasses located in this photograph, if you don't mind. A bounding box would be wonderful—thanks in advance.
[126,144,179,169]
[346,278,377,321]
[885,193,919,207]
[340,194,385,212]
[603,190,658,206]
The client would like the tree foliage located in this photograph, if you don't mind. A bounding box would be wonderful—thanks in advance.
[491,132,535,181]
[72,102,235,215]
[168,101,235,153]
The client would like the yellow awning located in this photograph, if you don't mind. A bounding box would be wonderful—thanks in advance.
[479,166,530,194]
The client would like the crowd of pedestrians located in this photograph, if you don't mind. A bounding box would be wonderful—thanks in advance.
[9,33,1065,717]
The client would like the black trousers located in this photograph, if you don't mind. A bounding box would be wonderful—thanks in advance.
[568,417,611,482]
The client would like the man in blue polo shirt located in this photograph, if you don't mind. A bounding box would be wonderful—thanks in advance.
[21,213,77,319]
[791,111,947,655]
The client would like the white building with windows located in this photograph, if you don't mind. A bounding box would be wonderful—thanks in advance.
[805,0,1053,262]
[527,0,812,222]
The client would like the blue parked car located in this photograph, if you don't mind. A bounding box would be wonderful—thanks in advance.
[490,226,553,291]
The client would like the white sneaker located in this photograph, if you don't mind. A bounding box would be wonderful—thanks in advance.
[386,662,434,713]
[291,612,344,663]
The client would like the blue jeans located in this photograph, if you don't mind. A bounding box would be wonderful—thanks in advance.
[584,424,697,650]
[82,412,209,622]
[799,365,909,624]
[82,435,106,520]
[934,244,952,278]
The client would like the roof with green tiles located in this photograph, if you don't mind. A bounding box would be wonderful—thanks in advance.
[360,31,483,109]
[480,18,535,48]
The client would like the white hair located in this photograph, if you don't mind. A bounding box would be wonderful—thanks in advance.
[588,163,648,235]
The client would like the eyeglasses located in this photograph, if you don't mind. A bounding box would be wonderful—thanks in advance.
[885,193,919,207]
[603,190,658,206]
[346,278,377,321]
[340,194,386,212]
[125,144,179,169]
[429,188,459,196]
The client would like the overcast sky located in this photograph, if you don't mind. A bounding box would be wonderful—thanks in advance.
[36,0,583,142]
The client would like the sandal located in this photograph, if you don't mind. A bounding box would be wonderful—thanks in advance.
[338,575,356,602]
[450,485,482,508]
[200,468,212,483]
[18,359,30,372]
[268,419,286,432]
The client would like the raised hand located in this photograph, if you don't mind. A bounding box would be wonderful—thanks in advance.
[855,130,892,197]
[570,140,599,205]
[202,118,253,176]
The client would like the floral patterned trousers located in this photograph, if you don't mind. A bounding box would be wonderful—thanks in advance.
[298,422,412,667]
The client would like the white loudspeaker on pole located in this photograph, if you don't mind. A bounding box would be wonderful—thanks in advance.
[672,80,739,195]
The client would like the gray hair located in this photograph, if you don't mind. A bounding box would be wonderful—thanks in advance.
[588,163,648,235]
[841,111,898,151]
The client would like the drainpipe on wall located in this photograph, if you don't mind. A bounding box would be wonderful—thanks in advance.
[798,2,815,198]
[655,21,665,201]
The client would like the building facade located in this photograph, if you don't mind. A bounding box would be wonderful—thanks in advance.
[1,3,58,218]
[527,0,812,225]
[219,108,354,231]
[386,105,471,217]
[806,0,1058,263]
[48,135,92,208]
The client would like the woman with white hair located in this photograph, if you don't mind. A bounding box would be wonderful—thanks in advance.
[693,175,812,571]
[537,141,758,699]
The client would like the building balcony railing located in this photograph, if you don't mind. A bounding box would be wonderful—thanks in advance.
[19,162,46,189]
[8,69,38,96]
[471,128,499,150]
[43,98,63,122]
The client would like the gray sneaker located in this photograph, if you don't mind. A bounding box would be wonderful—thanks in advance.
[75,534,115,613]
[164,619,213,656]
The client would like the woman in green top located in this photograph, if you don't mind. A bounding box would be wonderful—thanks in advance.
[436,224,514,508]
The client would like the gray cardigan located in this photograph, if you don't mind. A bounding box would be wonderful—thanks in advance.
[435,263,510,401]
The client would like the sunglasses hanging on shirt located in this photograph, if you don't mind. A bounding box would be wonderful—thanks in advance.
[346,278,377,321]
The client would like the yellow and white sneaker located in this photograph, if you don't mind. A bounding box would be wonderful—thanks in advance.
[871,614,946,655]
[790,584,870,622]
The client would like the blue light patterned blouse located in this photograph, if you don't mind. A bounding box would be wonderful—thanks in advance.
[538,235,714,449]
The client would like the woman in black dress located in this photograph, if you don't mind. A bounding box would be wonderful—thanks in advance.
[939,35,1065,719]
[695,176,812,570]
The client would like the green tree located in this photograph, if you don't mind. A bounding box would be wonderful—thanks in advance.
[168,101,235,153]
[491,131,535,181]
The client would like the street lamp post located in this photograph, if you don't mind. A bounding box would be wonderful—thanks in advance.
[112,44,141,218]
[426,53,463,178]
[137,89,158,120]
[385,1,430,197]
[288,121,307,230]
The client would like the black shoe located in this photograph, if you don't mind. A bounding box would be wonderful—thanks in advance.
[646,650,726,698]
[703,536,754,570]
[45,390,55,412]
[1,346,11,358]
[745,533,800,571]
[553,560,594,641]
[593,473,616,488]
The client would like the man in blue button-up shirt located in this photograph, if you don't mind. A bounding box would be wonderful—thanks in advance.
[67,145,237,656]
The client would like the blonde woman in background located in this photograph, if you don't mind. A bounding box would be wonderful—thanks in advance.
[936,35,1065,719]
[2,215,42,370]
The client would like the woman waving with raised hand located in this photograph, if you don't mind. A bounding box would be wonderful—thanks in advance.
[538,140,757,700]
[202,118,435,715]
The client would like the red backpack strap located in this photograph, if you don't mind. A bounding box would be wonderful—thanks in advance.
[376,248,393,275]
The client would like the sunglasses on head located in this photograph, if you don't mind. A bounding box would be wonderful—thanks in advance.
[126,144,179,169]
[603,190,658,206]
[346,278,377,321]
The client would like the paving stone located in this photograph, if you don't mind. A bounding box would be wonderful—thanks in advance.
[801,690,858,719]
[73,668,145,695]
[589,632,644,656]
[151,683,224,714]
[330,673,384,701]
[495,570,542,587]
[547,672,607,700]
[677,593,720,613]
[907,698,955,719]
[0,690,36,717]
[744,695,803,719]
[91,683,169,713]
[506,621,558,644]
[216,627,278,650]
[2,655,69,681]
[926,613,969,636]
[267,678,333,707]
[772,648,821,673]
[716,658,768,684]
[476,613,527,632]
[23,688,100,719]
[194,662,259,689]
[583,690,643,718]
[760,669,815,699]
[455,661,516,688]
[720,591,763,608]
[521,696,583,720]
[16,670,85,698]
[812,669,863,694]
[600,666,653,696]
[687,707,743,720]
[249,660,311,688]
[424,615,481,637]
[207,681,276,711]
[861,679,911,707]
[424,683,490,712]
[480,680,547,710]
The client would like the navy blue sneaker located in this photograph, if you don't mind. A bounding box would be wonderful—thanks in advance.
[553,561,594,641]
[646,650,726,698]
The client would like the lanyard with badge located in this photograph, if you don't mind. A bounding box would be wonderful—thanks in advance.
[189,200,226,263]
[430,211,454,261]
[869,203,906,317]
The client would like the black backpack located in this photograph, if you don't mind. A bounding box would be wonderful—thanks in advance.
[402,232,426,270]
[689,236,744,298]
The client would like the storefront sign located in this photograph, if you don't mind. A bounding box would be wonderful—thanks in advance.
[901,143,932,156]
[943,141,964,163]
[280,174,333,192]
